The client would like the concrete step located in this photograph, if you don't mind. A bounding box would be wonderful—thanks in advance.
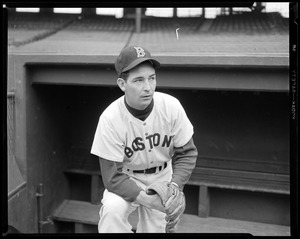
[177,214,290,236]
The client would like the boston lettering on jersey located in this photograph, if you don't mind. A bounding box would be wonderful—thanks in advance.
[124,133,174,158]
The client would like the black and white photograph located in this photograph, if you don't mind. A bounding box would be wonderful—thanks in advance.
[4,2,297,236]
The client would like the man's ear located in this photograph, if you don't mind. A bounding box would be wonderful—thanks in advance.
[117,78,126,92]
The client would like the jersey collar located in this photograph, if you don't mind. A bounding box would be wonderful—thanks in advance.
[124,97,154,121]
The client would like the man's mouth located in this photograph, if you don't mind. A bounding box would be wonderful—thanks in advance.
[142,95,152,99]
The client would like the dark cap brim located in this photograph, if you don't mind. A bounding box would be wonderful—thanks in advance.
[122,58,160,74]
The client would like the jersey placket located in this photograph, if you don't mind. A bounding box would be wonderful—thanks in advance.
[142,120,155,170]
[125,100,156,170]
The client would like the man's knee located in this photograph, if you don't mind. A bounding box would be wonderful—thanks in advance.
[101,191,132,216]
[99,192,135,233]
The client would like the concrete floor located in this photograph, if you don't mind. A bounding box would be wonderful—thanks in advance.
[176,214,290,236]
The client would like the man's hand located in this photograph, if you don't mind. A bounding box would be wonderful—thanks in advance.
[135,190,165,213]
[145,181,186,233]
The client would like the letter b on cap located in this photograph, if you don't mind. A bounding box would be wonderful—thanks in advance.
[134,47,146,58]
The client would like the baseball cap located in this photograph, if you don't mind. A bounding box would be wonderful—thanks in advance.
[115,46,161,77]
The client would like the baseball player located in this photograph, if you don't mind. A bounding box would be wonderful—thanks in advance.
[91,45,198,233]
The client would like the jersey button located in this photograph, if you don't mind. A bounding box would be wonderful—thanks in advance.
[148,149,151,152]
[143,123,146,126]
[145,133,148,136]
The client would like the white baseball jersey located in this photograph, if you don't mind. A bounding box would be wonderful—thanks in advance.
[91,92,194,170]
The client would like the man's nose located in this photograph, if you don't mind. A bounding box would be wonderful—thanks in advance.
[143,80,151,91]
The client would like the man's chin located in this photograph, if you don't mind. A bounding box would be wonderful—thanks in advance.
[138,100,152,110]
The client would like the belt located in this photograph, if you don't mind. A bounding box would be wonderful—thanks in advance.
[132,162,168,174]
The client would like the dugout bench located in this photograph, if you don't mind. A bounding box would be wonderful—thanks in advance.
[52,147,290,233]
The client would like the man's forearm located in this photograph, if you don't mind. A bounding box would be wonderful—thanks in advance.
[171,137,198,189]
[99,157,143,202]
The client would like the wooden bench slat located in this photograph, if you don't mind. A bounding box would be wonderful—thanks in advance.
[188,167,290,194]
[53,200,101,225]
[52,199,138,229]
[196,156,289,175]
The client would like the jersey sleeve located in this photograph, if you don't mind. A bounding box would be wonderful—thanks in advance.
[171,137,198,189]
[91,114,124,162]
[171,99,194,148]
[99,157,143,202]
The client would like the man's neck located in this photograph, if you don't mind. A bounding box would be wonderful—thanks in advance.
[124,98,154,121]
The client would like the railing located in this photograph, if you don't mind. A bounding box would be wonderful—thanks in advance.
[7,91,27,200]
[7,91,15,159]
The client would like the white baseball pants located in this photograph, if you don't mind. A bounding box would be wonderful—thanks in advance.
[98,161,172,233]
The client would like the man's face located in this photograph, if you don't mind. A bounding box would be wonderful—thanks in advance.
[119,62,156,110]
